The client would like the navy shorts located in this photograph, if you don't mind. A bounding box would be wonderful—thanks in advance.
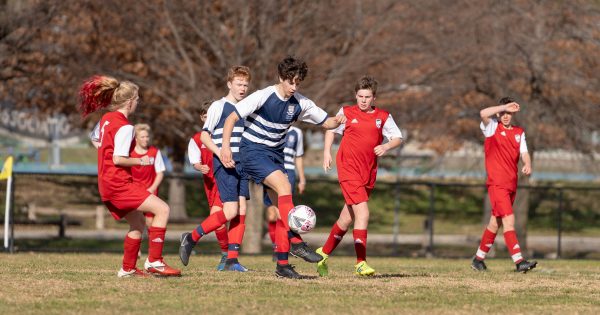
[241,147,286,184]
[264,170,296,207]
[214,158,249,202]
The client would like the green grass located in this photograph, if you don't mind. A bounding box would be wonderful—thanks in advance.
[0,254,598,314]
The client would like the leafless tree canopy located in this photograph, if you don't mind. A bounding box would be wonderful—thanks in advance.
[1,0,599,161]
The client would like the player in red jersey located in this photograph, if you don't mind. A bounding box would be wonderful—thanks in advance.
[187,100,229,271]
[130,124,166,227]
[79,75,180,277]
[471,97,537,273]
[317,76,403,277]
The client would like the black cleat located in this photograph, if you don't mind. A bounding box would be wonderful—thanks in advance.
[179,232,195,266]
[290,242,322,263]
[516,260,537,273]
[275,264,302,279]
[471,257,487,271]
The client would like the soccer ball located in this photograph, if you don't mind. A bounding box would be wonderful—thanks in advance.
[288,205,316,234]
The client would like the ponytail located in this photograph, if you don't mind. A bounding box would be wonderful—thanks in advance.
[78,75,120,118]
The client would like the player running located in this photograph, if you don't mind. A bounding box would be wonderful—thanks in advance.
[317,76,403,277]
[80,75,180,277]
[471,97,537,273]
[179,66,251,272]
[220,56,346,279]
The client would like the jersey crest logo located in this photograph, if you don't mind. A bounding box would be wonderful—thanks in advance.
[288,135,295,144]
[375,119,382,129]
[286,105,295,120]
[515,134,521,143]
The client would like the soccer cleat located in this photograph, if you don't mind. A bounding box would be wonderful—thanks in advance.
[117,268,148,278]
[275,264,302,279]
[223,261,249,272]
[217,252,228,271]
[290,242,323,263]
[471,257,487,271]
[316,247,329,277]
[516,260,538,273]
[144,258,182,277]
[179,232,196,266]
[355,261,375,276]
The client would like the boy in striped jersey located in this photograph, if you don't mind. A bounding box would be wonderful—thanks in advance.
[179,66,251,272]
[220,56,346,279]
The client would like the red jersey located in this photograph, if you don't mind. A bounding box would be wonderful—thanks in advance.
[96,111,135,200]
[188,132,222,207]
[130,145,165,195]
[335,105,402,184]
[482,119,527,192]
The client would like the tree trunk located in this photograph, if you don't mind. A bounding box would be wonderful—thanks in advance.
[167,160,188,221]
[242,181,264,254]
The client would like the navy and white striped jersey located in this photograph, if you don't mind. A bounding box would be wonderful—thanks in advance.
[234,85,327,152]
[202,97,245,162]
[283,126,303,171]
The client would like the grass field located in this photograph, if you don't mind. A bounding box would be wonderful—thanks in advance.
[0,254,598,314]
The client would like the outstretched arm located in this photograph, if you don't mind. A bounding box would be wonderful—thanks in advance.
[321,115,347,129]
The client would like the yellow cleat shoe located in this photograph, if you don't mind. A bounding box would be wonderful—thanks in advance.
[355,261,375,276]
[316,247,329,277]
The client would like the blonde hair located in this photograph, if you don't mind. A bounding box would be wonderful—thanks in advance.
[79,75,139,117]
[134,123,151,136]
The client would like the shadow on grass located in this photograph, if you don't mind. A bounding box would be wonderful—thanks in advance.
[370,272,434,278]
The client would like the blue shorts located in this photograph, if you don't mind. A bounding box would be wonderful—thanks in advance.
[240,147,286,184]
[214,158,249,203]
[264,170,296,207]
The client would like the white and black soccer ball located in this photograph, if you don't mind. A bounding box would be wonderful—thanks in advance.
[287,205,316,234]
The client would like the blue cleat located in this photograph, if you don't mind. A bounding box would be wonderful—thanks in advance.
[217,252,228,271]
[223,259,249,272]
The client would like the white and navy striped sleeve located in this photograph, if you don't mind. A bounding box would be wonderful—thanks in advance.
[202,100,223,134]
[296,94,328,125]
[234,88,269,120]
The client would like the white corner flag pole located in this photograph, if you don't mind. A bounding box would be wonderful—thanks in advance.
[4,175,12,250]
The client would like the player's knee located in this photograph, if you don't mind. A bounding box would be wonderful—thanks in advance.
[156,203,170,218]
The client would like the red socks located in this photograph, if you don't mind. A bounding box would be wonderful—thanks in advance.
[268,221,276,244]
[227,215,246,260]
[278,195,303,244]
[475,228,497,260]
[215,226,229,253]
[504,230,523,263]
[148,226,166,262]
[353,229,367,263]
[192,210,227,242]
[322,222,347,255]
[122,235,141,271]
[275,219,289,265]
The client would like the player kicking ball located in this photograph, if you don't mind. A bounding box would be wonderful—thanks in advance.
[317,76,403,277]
[471,97,537,273]
[220,56,346,279]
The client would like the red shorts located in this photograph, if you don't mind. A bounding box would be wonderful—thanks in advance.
[103,182,152,220]
[204,179,223,209]
[339,180,374,205]
[488,185,516,218]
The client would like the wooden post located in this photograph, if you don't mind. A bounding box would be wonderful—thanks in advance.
[242,181,264,254]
